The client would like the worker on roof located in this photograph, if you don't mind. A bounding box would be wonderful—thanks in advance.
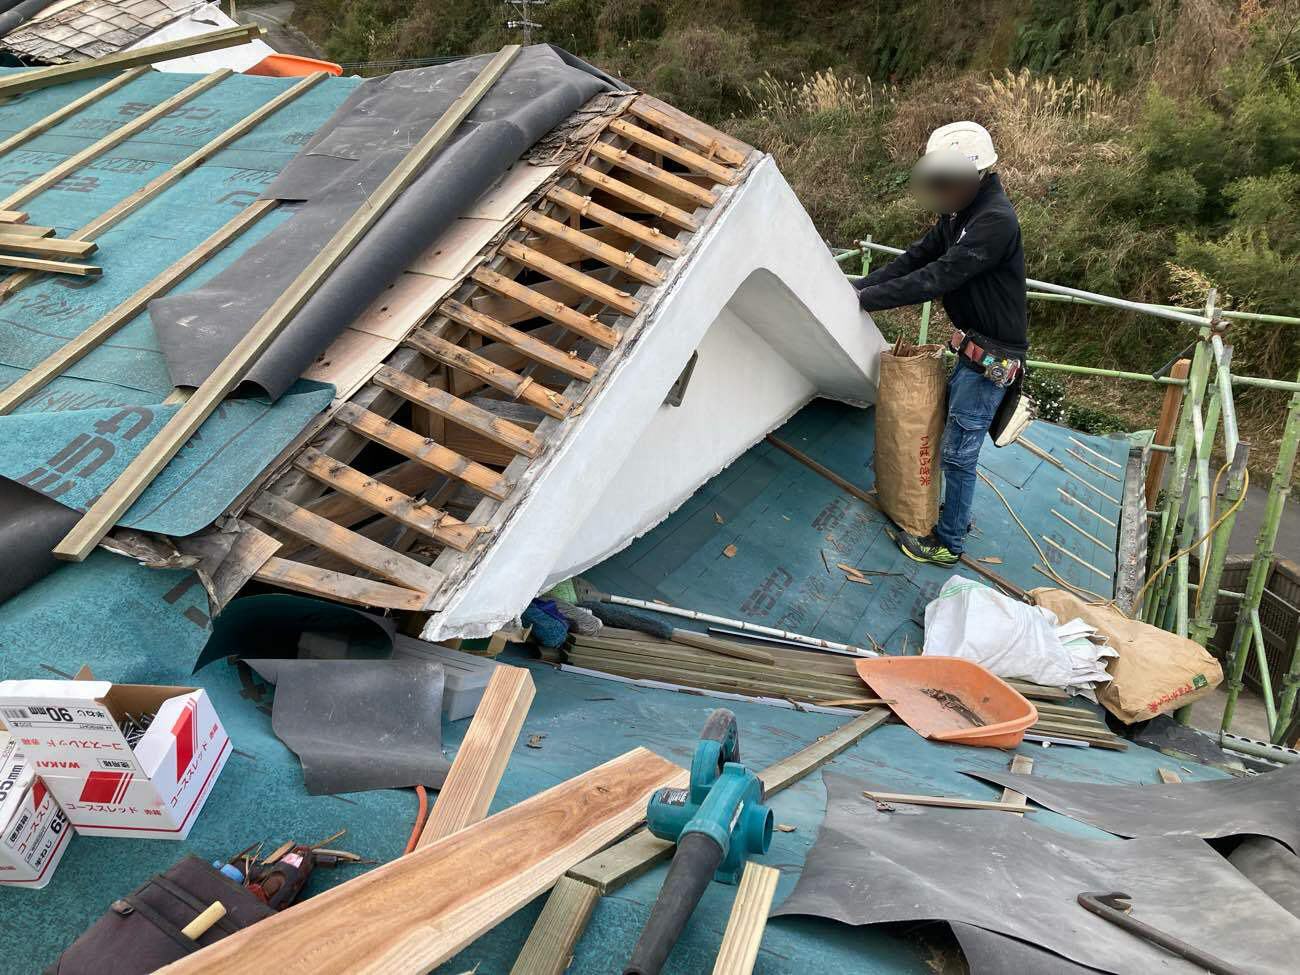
[854,121,1028,567]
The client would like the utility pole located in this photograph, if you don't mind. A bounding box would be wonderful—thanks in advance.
[504,0,547,44]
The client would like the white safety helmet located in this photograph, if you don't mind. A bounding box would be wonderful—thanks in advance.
[926,121,998,172]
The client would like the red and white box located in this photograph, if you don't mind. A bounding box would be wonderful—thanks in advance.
[0,679,229,840]
[0,732,72,888]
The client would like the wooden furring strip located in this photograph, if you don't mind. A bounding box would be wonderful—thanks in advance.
[0,211,28,223]
[712,863,780,975]
[545,186,682,258]
[332,401,510,501]
[247,493,443,593]
[372,365,542,458]
[471,266,620,348]
[0,70,232,211]
[442,298,598,380]
[508,876,602,975]
[291,446,481,551]
[51,46,523,563]
[0,68,150,159]
[156,748,684,975]
[499,239,641,317]
[626,96,749,167]
[416,666,536,848]
[405,328,573,420]
[0,255,98,275]
[521,210,664,286]
[253,557,430,611]
[588,140,719,208]
[607,117,739,185]
[572,164,700,232]
[0,236,96,258]
[0,224,55,237]
[0,200,275,416]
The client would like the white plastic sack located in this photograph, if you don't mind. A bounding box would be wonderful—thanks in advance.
[923,573,1076,687]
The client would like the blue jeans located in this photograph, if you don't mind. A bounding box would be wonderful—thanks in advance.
[934,362,1007,554]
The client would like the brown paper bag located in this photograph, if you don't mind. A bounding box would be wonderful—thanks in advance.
[1030,587,1224,723]
[875,341,947,535]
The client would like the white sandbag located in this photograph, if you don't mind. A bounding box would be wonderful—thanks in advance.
[923,574,1076,687]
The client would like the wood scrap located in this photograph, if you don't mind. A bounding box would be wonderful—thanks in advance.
[0,254,100,275]
[722,544,737,558]
[1158,768,1182,784]
[157,748,684,975]
[1000,755,1034,807]
[862,791,1034,814]
[711,862,780,975]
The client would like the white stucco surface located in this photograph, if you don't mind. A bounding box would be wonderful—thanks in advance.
[423,155,886,639]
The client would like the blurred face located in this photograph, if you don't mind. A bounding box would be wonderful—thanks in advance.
[910,148,981,214]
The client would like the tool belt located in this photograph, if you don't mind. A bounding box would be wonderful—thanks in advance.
[949,329,1022,388]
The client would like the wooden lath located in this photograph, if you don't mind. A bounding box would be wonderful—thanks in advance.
[241,93,754,613]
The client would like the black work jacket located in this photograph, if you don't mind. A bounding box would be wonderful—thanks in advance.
[857,173,1028,356]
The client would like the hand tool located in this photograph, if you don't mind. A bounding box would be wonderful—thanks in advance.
[624,709,773,975]
[1077,891,1247,975]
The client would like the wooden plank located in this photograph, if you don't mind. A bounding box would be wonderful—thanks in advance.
[0,254,99,275]
[158,748,684,975]
[0,68,150,159]
[442,298,598,381]
[0,200,274,416]
[51,46,523,563]
[1000,755,1033,807]
[521,210,665,285]
[405,328,573,420]
[1146,358,1189,508]
[626,95,750,167]
[508,876,602,975]
[472,266,620,347]
[246,493,443,594]
[291,447,481,551]
[712,863,780,975]
[333,401,510,501]
[1158,768,1182,784]
[668,629,774,665]
[416,666,536,848]
[0,224,55,237]
[0,26,262,99]
[608,117,738,185]
[372,365,542,458]
[499,239,641,317]
[0,235,96,258]
[569,710,888,893]
[573,164,700,232]
[862,791,1033,813]
[545,185,683,258]
[589,140,719,208]
[0,70,232,211]
[0,211,28,223]
[252,557,430,611]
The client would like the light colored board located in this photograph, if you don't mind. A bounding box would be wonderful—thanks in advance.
[466,162,558,220]
[405,328,573,420]
[0,254,99,275]
[417,665,536,849]
[862,791,1033,813]
[158,747,684,975]
[1000,755,1034,807]
[508,875,602,975]
[573,164,700,232]
[471,267,620,347]
[608,117,739,185]
[712,862,780,975]
[291,446,481,551]
[372,365,542,458]
[0,235,96,257]
[0,224,55,237]
[589,141,719,208]
[0,70,231,211]
[0,211,28,223]
[246,493,443,594]
[0,26,261,98]
[626,95,750,167]
[408,217,503,278]
[1158,768,1182,784]
[0,68,150,159]
[500,239,641,317]
[350,272,458,341]
[0,200,274,416]
[521,210,664,286]
[568,709,888,893]
[252,557,429,611]
[301,327,392,402]
[51,46,523,563]
[545,186,683,258]
[442,298,598,381]
[332,401,510,501]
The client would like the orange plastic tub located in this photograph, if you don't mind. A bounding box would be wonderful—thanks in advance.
[854,656,1038,748]
[246,54,343,78]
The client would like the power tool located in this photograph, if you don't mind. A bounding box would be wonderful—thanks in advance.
[624,709,773,975]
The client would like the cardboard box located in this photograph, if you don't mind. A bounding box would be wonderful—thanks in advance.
[0,680,229,840]
[0,733,72,889]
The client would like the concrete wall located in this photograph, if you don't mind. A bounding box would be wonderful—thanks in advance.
[423,155,886,640]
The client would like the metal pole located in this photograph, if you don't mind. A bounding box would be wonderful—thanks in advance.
[1251,608,1279,733]
[1275,616,1300,743]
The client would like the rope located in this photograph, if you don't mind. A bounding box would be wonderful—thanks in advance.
[404,785,429,854]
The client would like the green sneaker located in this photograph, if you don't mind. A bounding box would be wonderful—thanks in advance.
[897,532,959,566]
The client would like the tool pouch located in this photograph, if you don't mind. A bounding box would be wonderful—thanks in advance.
[45,855,274,975]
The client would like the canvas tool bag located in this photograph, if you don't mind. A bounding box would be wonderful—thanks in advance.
[1030,587,1224,723]
[875,340,947,535]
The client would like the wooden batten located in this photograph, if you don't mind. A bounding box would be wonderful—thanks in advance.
[520,211,664,286]
[471,267,620,348]
[545,186,683,258]
[625,95,750,167]
[0,236,96,258]
[607,117,738,185]
[0,255,99,275]
[253,557,430,611]
[572,164,700,232]
[499,240,641,317]
[405,328,573,419]
[442,298,598,380]
[588,141,719,208]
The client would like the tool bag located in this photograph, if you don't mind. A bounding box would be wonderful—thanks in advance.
[45,855,274,975]
[874,340,947,535]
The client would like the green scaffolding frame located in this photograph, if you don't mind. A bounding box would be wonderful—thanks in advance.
[837,238,1300,745]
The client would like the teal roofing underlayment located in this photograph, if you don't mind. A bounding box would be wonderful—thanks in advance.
[0,397,1215,974]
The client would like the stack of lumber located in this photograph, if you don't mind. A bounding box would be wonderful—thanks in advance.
[557,628,1125,749]
[0,212,101,277]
